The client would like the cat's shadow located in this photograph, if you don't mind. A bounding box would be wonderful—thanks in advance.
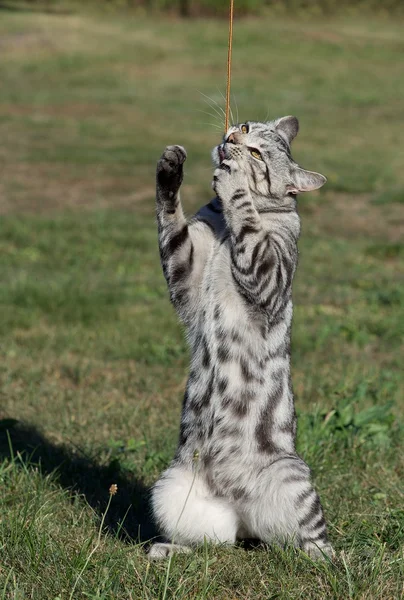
[0,419,156,544]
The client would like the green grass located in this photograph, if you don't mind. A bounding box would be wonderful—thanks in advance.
[0,6,403,599]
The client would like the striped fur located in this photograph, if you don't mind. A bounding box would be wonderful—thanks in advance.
[149,118,333,561]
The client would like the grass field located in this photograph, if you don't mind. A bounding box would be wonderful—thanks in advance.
[0,5,403,599]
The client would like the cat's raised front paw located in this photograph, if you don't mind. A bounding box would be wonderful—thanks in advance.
[157,145,187,195]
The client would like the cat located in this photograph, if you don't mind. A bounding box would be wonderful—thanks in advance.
[148,116,334,561]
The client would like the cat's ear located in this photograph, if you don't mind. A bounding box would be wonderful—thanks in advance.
[275,116,299,144]
[287,167,327,194]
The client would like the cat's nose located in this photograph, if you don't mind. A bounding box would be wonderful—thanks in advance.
[226,132,241,144]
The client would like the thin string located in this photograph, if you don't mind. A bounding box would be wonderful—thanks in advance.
[225,0,234,132]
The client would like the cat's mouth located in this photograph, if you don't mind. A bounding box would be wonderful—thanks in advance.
[218,145,225,164]
[212,143,233,168]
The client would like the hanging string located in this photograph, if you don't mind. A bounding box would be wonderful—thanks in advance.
[225,0,234,132]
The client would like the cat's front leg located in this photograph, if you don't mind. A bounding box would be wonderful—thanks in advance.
[213,157,263,238]
[213,159,270,303]
[156,146,214,324]
[156,146,193,319]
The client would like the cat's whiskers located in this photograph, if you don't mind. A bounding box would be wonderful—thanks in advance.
[197,91,227,126]
[201,99,226,124]
[183,107,223,130]
[196,122,225,132]
[200,99,225,124]
[195,109,224,129]
[199,90,226,117]
[217,87,235,128]
[233,93,240,126]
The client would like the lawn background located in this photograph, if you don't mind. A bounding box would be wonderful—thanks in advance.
[0,3,403,598]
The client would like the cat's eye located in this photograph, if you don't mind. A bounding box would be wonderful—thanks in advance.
[250,149,263,161]
[241,124,248,134]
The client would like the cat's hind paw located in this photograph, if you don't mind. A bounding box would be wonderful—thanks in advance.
[147,542,192,561]
[303,541,335,561]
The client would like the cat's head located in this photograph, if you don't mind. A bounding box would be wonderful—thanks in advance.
[212,116,326,204]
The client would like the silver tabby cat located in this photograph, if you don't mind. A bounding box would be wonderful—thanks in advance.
[149,116,333,560]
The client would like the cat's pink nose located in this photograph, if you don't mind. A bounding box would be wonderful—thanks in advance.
[226,132,242,144]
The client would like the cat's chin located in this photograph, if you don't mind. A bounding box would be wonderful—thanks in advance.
[211,145,224,168]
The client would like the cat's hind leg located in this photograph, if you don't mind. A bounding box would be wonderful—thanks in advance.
[244,456,334,560]
[149,465,239,559]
